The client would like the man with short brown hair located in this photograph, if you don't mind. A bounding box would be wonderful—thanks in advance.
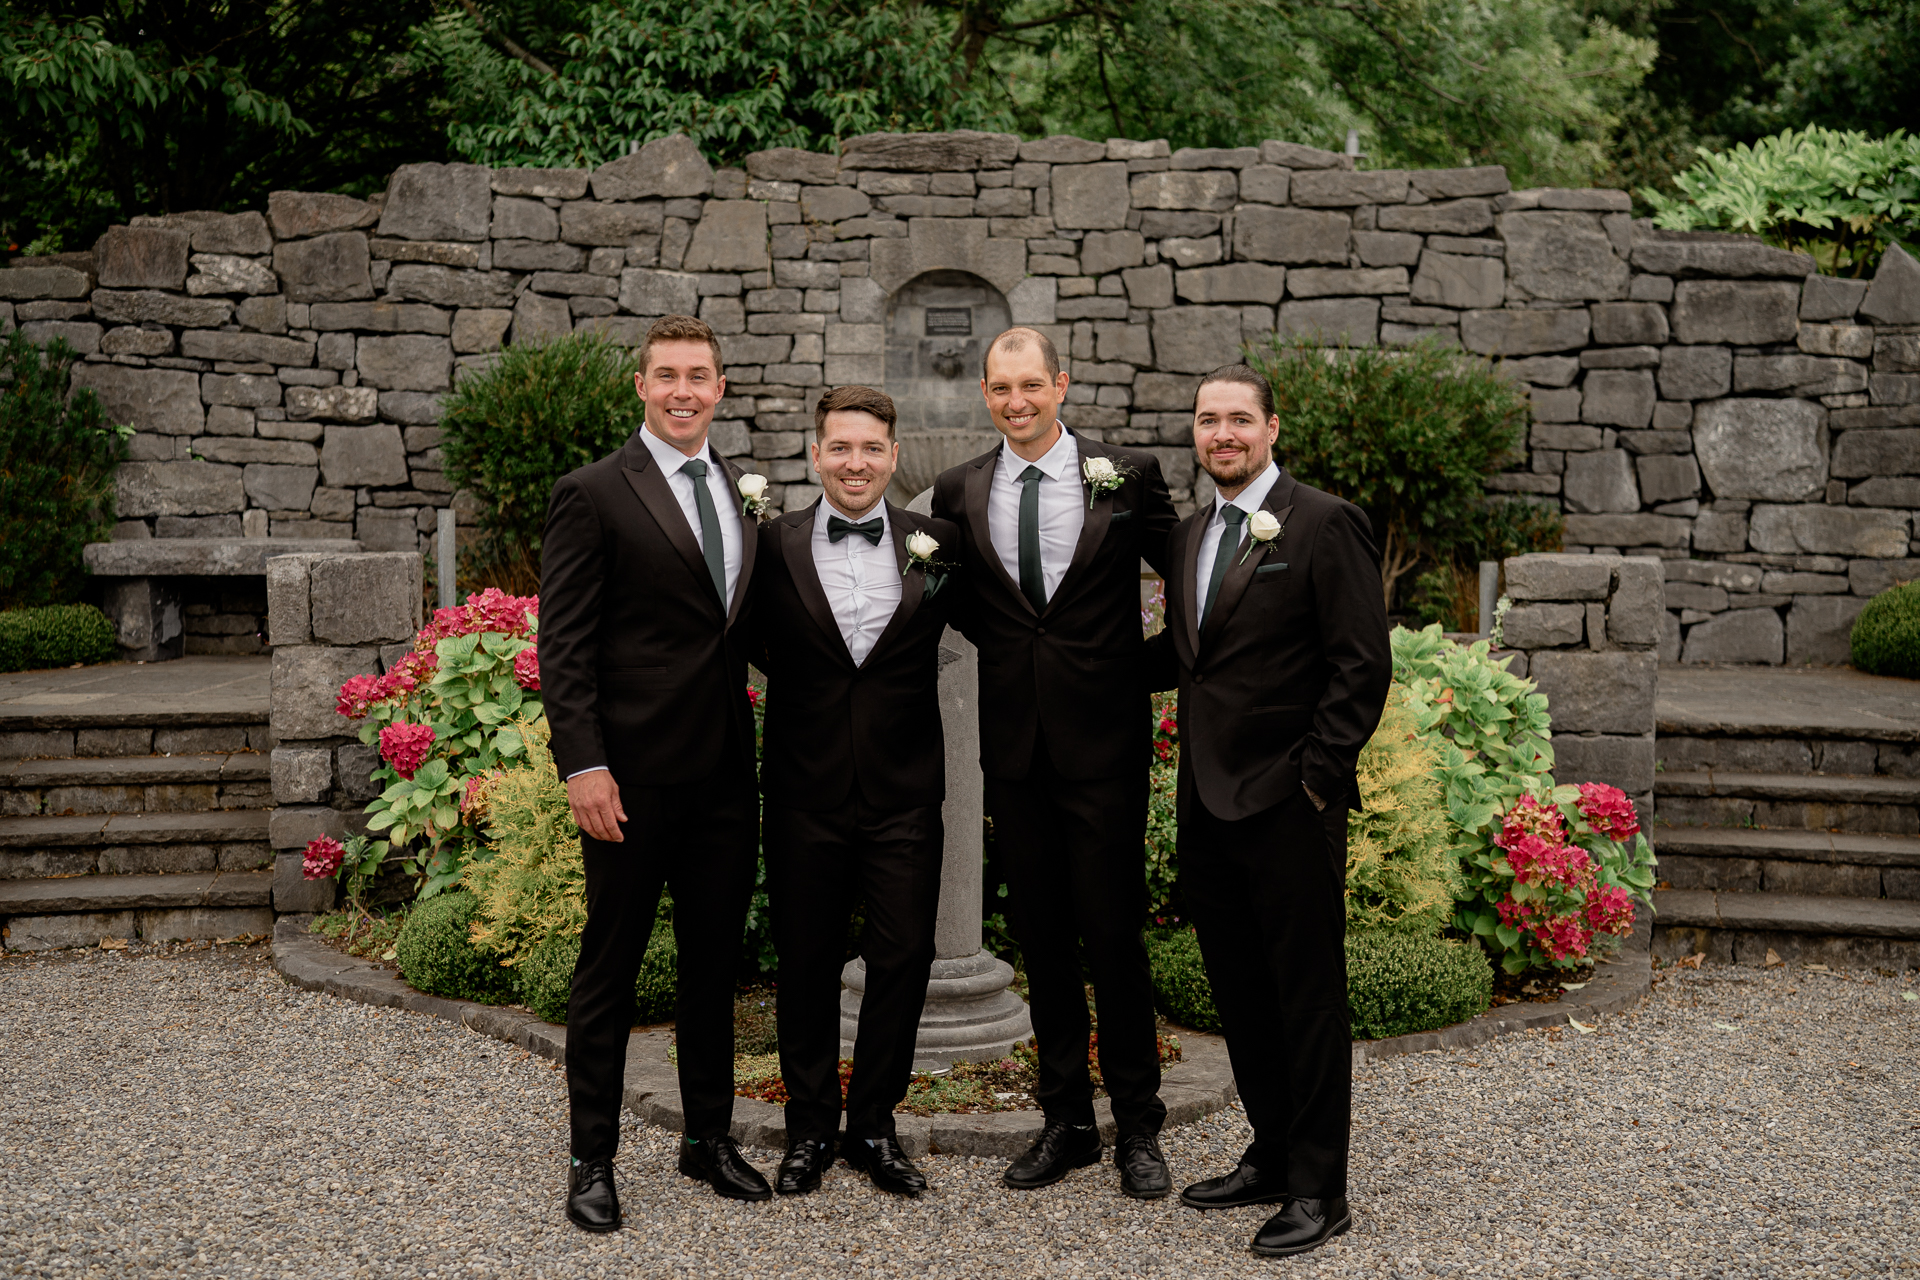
[541,313,771,1230]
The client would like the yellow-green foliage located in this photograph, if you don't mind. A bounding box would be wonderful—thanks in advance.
[1345,686,1458,934]
[462,720,585,963]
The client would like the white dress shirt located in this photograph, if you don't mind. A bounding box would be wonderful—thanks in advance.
[811,497,901,666]
[988,423,1084,600]
[566,427,744,783]
[640,424,743,611]
[1193,461,1282,623]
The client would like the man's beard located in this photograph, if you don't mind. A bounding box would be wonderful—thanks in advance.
[1200,447,1267,490]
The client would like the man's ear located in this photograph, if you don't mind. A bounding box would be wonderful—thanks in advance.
[633,371,645,399]
[809,439,821,475]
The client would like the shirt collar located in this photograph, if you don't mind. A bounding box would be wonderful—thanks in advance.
[641,424,711,474]
[816,495,890,540]
[1213,461,1281,522]
[999,422,1078,482]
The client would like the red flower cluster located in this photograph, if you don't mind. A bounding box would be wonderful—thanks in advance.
[303,835,344,880]
[1495,894,1592,962]
[512,646,540,691]
[379,721,436,779]
[335,650,440,720]
[416,587,539,650]
[1585,883,1636,933]
[1576,782,1640,841]
[1503,833,1594,894]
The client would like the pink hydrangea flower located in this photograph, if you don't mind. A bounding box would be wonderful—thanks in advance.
[1585,884,1637,934]
[1576,782,1641,841]
[379,721,437,779]
[513,646,540,691]
[1499,792,1566,847]
[303,835,345,880]
[336,674,381,720]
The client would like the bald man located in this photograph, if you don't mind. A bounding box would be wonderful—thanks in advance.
[931,327,1179,1199]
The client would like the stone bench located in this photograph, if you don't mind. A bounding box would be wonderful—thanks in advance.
[84,539,362,662]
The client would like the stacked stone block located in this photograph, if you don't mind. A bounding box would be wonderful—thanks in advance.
[6,130,1919,660]
[262,551,422,912]
[1500,553,1662,821]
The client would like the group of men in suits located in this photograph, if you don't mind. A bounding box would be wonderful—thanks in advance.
[539,312,1390,1258]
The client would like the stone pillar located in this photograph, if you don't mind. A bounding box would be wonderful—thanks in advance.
[264,551,423,914]
[839,627,1034,1067]
[1500,552,1663,827]
[98,577,183,662]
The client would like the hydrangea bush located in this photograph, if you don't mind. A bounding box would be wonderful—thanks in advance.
[313,588,544,898]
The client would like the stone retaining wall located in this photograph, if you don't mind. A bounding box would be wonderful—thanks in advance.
[6,128,1918,662]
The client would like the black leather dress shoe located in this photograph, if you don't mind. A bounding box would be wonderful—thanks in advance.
[840,1137,930,1196]
[1116,1134,1171,1199]
[566,1157,621,1233]
[1251,1196,1352,1257]
[1002,1121,1103,1190]
[776,1139,833,1195]
[677,1135,773,1202]
[1179,1160,1288,1210]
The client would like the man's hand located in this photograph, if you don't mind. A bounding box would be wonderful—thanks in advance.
[567,769,628,842]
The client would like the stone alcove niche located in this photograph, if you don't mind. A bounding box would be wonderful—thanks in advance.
[882,269,1011,497]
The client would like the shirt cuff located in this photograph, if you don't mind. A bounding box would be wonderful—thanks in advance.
[565,766,610,781]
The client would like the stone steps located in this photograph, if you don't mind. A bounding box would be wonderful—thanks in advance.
[0,751,271,817]
[0,808,271,880]
[1652,887,1920,969]
[0,869,275,952]
[1655,769,1920,834]
[1652,824,1920,899]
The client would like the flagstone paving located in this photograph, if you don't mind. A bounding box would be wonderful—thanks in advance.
[2,943,1915,1279]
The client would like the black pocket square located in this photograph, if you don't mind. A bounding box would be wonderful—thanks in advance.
[923,572,948,600]
[1255,562,1289,573]
[1109,509,1135,523]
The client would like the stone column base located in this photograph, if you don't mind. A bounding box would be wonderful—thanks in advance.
[101,577,183,662]
[840,949,1033,1070]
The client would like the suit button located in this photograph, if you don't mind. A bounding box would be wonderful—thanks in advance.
[1194,673,1205,684]
[1036,626,1046,635]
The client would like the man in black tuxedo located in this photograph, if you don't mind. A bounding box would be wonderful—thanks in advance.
[540,314,772,1230]
[754,385,960,1198]
[1150,364,1391,1257]
[930,327,1179,1198]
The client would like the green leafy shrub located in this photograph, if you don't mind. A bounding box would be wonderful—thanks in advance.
[513,917,677,1026]
[436,321,653,593]
[393,891,516,1004]
[0,330,130,609]
[1148,927,1493,1039]
[1851,581,1920,678]
[1345,929,1493,1040]
[1346,688,1459,934]
[0,604,118,672]
[1643,126,1920,276]
[1247,333,1530,608]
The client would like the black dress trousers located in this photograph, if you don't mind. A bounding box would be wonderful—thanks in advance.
[567,767,759,1161]
[1180,782,1351,1198]
[765,783,943,1143]
[985,734,1167,1137]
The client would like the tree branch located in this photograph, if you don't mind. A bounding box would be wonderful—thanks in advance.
[455,0,557,78]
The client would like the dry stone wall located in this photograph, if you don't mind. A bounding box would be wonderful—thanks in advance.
[5,129,1918,664]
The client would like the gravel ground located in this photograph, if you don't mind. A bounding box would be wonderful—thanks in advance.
[4,944,1917,1279]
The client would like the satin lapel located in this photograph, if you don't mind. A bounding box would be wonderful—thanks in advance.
[866,503,925,661]
[783,511,855,669]
[619,446,718,614]
[719,452,758,629]
[1199,489,1295,651]
[1044,434,1110,617]
[966,451,1035,616]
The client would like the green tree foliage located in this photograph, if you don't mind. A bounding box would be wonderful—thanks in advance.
[1248,333,1531,609]
[0,1,446,252]
[1643,126,1920,275]
[428,0,1006,169]
[439,331,647,589]
[0,330,129,609]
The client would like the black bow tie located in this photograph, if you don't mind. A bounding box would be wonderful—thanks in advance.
[826,514,884,546]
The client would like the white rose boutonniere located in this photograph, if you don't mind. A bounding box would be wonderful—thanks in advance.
[1081,454,1136,508]
[737,472,771,519]
[903,528,956,598]
[1238,508,1285,565]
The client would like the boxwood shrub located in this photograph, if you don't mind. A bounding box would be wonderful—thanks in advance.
[0,604,119,673]
[393,891,516,1005]
[1851,581,1920,678]
[511,917,678,1026]
[1148,926,1494,1041]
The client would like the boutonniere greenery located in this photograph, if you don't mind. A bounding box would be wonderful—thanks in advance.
[737,472,771,519]
[903,529,957,597]
[1238,509,1285,565]
[1081,455,1137,508]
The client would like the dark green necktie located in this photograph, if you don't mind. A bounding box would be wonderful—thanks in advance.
[827,514,884,546]
[679,457,726,604]
[1017,464,1047,611]
[1201,505,1247,630]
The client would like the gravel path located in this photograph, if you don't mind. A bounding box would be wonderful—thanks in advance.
[4,944,1917,1279]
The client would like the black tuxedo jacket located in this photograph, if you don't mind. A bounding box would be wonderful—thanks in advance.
[752,500,959,812]
[1150,469,1391,820]
[931,431,1177,782]
[538,431,760,788]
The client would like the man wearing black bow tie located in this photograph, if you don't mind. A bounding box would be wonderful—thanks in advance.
[754,385,960,1197]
